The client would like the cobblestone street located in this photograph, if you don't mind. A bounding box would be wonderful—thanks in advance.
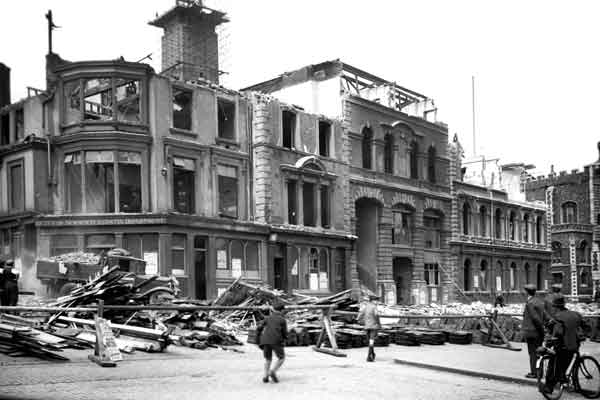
[0,344,546,400]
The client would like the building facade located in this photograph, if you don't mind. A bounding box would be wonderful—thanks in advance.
[524,149,600,300]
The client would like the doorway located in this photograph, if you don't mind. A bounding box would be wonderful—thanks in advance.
[194,236,207,299]
[393,257,412,305]
[274,257,285,290]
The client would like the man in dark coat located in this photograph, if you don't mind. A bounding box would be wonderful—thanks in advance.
[257,301,287,383]
[545,283,562,319]
[2,260,18,307]
[543,295,584,393]
[522,283,546,378]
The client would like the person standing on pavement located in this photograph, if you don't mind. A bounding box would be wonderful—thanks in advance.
[357,294,381,362]
[522,283,547,379]
[543,295,585,393]
[257,301,287,383]
[2,260,19,307]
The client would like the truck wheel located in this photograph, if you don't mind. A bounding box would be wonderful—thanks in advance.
[58,282,78,297]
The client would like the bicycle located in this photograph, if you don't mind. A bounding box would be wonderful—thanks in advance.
[536,342,600,400]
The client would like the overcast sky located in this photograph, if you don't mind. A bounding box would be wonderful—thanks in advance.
[1,0,598,175]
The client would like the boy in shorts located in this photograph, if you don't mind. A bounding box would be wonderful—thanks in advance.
[258,302,287,383]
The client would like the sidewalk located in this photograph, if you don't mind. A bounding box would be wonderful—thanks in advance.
[393,341,600,386]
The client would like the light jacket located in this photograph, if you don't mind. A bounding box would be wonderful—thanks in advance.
[357,302,381,330]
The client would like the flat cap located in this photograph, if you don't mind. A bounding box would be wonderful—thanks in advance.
[523,284,537,291]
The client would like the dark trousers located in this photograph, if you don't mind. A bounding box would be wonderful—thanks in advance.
[547,349,576,389]
[2,282,18,306]
[526,336,543,374]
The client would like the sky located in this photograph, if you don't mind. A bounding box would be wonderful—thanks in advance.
[1,0,598,175]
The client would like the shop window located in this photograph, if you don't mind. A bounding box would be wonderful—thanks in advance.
[50,235,78,257]
[320,186,330,228]
[497,261,504,291]
[65,152,82,213]
[215,238,261,279]
[462,202,471,235]
[218,165,238,218]
[85,234,115,253]
[15,108,24,140]
[173,157,195,214]
[173,87,192,131]
[319,120,331,157]
[562,202,577,224]
[123,234,159,273]
[0,113,10,145]
[479,206,487,237]
[217,98,235,140]
[509,211,516,240]
[282,110,296,149]
[114,78,141,123]
[524,263,531,284]
[427,145,436,183]
[392,206,412,245]
[170,234,186,276]
[523,214,530,242]
[83,78,113,121]
[319,249,329,290]
[308,248,329,291]
[479,260,488,290]
[303,182,316,227]
[118,152,142,213]
[510,262,517,290]
[463,259,471,291]
[495,209,503,239]
[230,240,244,277]
[384,133,393,174]
[287,180,297,224]
[423,211,442,249]
[424,263,440,286]
[8,160,24,212]
[246,242,259,279]
[361,127,372,169]
[409,140,419,179]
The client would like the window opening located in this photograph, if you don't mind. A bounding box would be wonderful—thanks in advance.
[303,182,316,226]
[217,98,235,139]
[282,110,296,149]
[318,120,331,157]
[173,87,192,130]
[362,127,373,169]
[218,165,238,218]
[287,180,297,224]
[173,157,195,214]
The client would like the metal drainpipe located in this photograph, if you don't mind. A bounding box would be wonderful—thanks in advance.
[247,100,254,221]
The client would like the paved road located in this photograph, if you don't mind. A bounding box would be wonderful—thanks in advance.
[0,345,549,400]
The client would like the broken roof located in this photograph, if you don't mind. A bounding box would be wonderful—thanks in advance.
[149,0,228,28]
[241,59,430,109]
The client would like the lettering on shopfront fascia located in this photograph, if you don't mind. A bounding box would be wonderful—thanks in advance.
[39,218,166,227]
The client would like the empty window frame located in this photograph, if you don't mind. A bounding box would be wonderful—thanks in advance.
[361,127,373,169]
[218,165,238,218]
[509,211,516,241]
[282,110,296,149]
[510,262,517,290]
[479,260,488,290]
[392,208,412,245]
[427,145,436,183]
[287,179,298,224]
[536,216,543,244]
[15,108,24,140]
[8,160,24,212]
[173,87,192,131]
[320,185,330,228]
[118,152,142,213]
[409,140,419,179]
[0,113,9,145]
[479,206,487,237]
[464,259,471,290]
[523,214,530,242]
[303,182,316,227]
[495,209,503,239]
[423,212,442,249]
[384,133,394,174]
[173,157,196,214]
[562,202,577,224]
[462,202,471,235]
[424,263,440,286]
[318,120,331,157]
[217,98,235,139]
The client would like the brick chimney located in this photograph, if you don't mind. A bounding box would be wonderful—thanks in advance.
[0,63,10,108]
[150,0,228,84]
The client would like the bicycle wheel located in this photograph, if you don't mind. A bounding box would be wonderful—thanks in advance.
[538,355,565,400]
[575,355,600,399]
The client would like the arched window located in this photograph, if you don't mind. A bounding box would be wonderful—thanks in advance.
[464,259,471,291]
[362,127,373,169]
[536,264,543,290]
[479,260,488,290]
[384,133,394,174]
[562,202,577,224]
[509,211,516,241]
[495,209,503,239]
[479,206,487,237]
[524,263,531,285]
[462,202,471,235]
[427,145,436,183]
[510,262,517,290]
[409,140,419,179]
[523,214,530,242]
[536,216,542,244]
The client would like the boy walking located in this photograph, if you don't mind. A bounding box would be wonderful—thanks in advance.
[357,294,381,362]
[258,302,287,383]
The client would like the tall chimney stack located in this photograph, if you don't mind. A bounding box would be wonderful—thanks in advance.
[0,63,10,108]
[149,0,228,84]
